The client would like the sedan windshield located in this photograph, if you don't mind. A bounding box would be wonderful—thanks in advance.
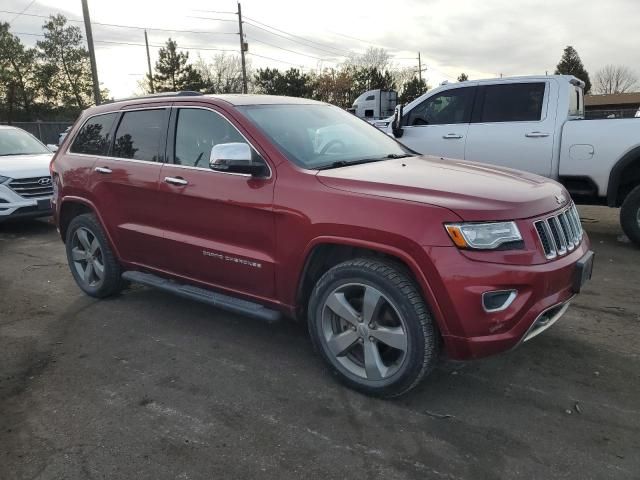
[0,128,51,156]
[238,104,412,169]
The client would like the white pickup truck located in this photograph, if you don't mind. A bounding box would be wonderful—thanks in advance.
[383,75,640,245]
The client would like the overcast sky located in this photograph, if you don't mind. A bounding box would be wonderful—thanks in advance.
[3,0,640,98]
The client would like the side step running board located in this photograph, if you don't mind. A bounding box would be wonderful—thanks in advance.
[122,271,281,323]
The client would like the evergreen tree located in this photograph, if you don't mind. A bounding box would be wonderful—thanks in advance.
[555,46,591,93]
[153,39,206,92]
[400,77,428,103]
[457,73,469,82]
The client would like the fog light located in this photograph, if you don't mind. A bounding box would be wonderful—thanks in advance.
[482,290,517,312]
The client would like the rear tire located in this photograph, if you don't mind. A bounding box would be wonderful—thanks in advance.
[620,184,640,246]
[65,213,124,298]
[308,258,438,398]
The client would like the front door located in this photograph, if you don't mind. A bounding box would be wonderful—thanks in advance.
[464,81,556,177]
[157,106,276,299]
[396,85,476,160]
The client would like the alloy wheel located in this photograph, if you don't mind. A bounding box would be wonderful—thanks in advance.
[321,283,408,381]
[70,227,105,288]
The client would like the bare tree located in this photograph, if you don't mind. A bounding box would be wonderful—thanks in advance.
[593,65,638,94]
[345,47,390,71]
[194,53,252,94]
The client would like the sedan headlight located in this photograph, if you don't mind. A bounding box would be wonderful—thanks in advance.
[0,175,10,184]
[445,221,522,250]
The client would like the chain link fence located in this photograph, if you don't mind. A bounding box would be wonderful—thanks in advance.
[0,121,74,145]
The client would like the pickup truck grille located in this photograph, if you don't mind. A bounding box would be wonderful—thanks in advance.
[9,176,53,199]
[534,204,583,260]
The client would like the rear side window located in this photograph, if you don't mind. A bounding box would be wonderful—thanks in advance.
[477,83,546,122]
[113,109,167,161]
[70,113,117,155]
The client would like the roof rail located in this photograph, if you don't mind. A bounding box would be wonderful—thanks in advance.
[106,91,204,104]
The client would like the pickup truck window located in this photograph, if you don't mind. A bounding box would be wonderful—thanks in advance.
[239,104,409,169]
[70,113,117,156]
[404,87,474,126]
[476,83,545,123]
[174,108,254,168]
[113,109,167,162]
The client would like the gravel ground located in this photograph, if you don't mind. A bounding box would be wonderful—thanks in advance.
[1,206,638,480]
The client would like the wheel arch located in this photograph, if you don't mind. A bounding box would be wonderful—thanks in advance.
[294,237,447,335]
[607,146,640,207]
[58,197,121,260]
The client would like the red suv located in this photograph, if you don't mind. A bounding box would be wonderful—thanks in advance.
[51,92,594,397]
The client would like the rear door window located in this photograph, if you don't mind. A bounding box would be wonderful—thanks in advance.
[70,113,117,155]
[476,82,546,123]
[113,109,168,162]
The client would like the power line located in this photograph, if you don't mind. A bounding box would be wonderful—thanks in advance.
[192,9,236,15]
[1,9,236,35]
[9,0,36,23]
[247,52,304,67]
[246,36,331,62]
[243,19,351,57]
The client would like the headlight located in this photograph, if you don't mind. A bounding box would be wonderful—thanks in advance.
[0,175,10,184]
[445,221,522,250]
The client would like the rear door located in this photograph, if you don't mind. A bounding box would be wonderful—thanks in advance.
[398,85,476,159]
[464,81,556,177]
[156,105,276,299]
[90,106,170,267]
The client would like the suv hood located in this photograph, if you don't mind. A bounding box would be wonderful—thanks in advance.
[316,156,568,221]
[0,154,53,180]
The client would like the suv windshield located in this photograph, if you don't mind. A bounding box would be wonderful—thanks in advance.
[238,104,412,169]
[0,128,50,156]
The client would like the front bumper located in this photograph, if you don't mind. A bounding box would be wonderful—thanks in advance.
[0,184,52,221]
[420,236,592,360]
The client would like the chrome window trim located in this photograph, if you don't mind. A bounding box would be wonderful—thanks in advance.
[169,105,273,180]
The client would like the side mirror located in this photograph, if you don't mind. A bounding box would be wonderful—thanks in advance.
[391,104,404,138]
[47,144,59,152]
[209,142,265,176]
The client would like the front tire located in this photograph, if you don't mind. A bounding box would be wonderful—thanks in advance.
[65,213,124,298]
[620,184,640,246]
[308,258,438,398]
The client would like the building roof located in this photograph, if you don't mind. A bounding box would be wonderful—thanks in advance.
[585,92,640,107]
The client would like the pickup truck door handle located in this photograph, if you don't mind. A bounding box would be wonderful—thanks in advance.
[525,131,550,138]
[95,167,112,174]
[164,176,188,186]
[442,133,463,139]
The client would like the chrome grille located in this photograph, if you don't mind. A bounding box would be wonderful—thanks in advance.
[534,203,583,259]
[9,176,53,199]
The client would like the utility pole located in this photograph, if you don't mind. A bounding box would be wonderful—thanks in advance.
[417,52,427,83]
[144,30,154,93]
[237,2,248,94]
[81,0,101,105]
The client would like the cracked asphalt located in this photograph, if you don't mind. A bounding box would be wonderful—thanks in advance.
[1,206,639,479]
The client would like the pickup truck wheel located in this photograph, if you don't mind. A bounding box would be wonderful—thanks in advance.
[65,213,124,298]
[308,258,438,398]
[620,184,640,246]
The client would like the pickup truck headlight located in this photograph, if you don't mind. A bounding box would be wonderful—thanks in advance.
[445,221,522,250]
[0,175,10,184]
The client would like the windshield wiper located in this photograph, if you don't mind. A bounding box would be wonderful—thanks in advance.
[315,153,414,171]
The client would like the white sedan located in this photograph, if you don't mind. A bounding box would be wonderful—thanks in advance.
[0,126,55,222]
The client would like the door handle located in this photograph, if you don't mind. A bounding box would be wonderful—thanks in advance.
[95,167,112,174]
[164,176,188,186]
[525,131,550,138]
[442,133,463,139]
